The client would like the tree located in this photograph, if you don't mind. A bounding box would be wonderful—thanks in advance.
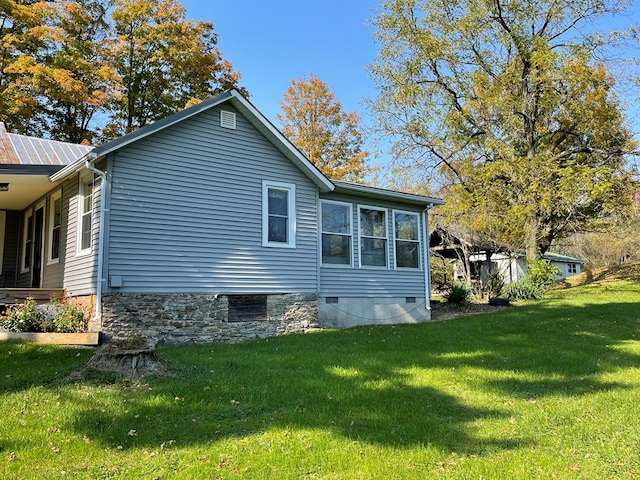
[277,74,368,182]
[0,0,117,142]
[105,0,245,137]
[369,0,638,259]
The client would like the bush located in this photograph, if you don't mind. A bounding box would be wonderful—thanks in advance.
[485,271,505,298]
[443,281,473,305]
[0,296,88,333]
[527,259,561,289]
[502,279,545,300]
[0,298,45,332]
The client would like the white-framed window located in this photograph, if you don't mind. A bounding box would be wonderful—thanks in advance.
[21,209,33,272]
[358,205,388,268]
[568,263,577,274]
[262,180,295,248]
[321,200,352,266]
[393,210,421,269]
[48,190,62,264]
[77,174,94,255]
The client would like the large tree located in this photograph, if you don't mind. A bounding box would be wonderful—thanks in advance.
[105,0,245,136]
[277,74,368,182]
[369,0,638,259]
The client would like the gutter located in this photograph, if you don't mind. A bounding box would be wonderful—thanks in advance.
[84,156,108,324]
[422,206,434,312]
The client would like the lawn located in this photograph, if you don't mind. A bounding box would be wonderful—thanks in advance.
[1,277,639,479]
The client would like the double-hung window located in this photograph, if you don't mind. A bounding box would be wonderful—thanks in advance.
[393,210,420,269]
[359,206,387,267]
[568,263,577,274]
[262,180,295,248]
[21,210,33,272]
[48,190,62,263]
[321,201,352,265]
[77,175,93,255]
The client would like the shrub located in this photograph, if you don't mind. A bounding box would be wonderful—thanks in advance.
[0,298,45,332]
[50,296,88,333]
[502,279,545,300]
[0,296,87,333]
[443,281,473,305]
[485,271,505,298]
[527,259,561,289]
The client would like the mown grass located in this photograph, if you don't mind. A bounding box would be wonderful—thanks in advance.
[1,279,639,479]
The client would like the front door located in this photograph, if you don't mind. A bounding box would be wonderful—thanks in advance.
[31,206,44,288]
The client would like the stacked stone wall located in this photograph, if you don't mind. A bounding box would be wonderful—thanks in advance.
[100,292,318,345]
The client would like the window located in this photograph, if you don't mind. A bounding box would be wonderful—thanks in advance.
[394,210,421,269]
[21,210,33,272]
[77,175,93,255]
[228,295,267,322]
[321,201,352,265]
[568,263,577,274]
[359,206,387,267]
[262,181,295,248]
[48,190,62,263]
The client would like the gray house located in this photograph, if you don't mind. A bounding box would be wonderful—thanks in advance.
[0,90,443,344]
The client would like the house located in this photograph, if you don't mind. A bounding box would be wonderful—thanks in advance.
[430,227,585,286]
[1,90,444,344]
[469,251,585,284]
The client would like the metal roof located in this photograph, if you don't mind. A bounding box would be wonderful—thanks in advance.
[0,123,92,166]
[332,181,445,207]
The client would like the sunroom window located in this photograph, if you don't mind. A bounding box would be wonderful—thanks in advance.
[359,206,387,267]
[394,211,420,269]
[321,201,352,265]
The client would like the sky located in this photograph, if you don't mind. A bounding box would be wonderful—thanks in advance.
[179,0,383,149]
[179,0,640,167]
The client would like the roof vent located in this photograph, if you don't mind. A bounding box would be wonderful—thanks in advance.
[220,110,236,129]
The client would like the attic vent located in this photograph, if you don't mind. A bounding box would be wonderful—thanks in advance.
[220,110,236,129]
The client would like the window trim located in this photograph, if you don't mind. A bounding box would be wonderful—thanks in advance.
[262,180,296,248]
[47,190,62,265]
[357,204,389,269]
[392,209,422,270]
[320,200,353,267]
[76,173,94,256]
[21,209,33,273]
[568,263,578,274]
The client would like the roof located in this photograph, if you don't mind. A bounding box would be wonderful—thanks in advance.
[332,181,445,207]
[50,90,334,192]
[0,123,92,167]
[0,123,93,210]
[542,252,585,264]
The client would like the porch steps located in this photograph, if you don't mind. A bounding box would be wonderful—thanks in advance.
[0,288,65,305]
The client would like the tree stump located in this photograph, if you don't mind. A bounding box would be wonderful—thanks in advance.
[87,340,167,378]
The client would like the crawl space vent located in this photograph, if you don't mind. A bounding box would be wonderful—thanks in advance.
[220,110,236,129]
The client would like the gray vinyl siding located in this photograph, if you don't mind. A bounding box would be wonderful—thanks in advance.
[106,105,318,294]
[319,193,426,297]
[62,173,100,295]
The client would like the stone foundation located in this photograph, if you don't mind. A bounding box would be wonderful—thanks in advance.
[100,292,318,345]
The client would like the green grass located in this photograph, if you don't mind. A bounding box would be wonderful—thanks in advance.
[1,279,639,479]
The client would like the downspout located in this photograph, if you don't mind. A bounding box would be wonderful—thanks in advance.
[422,206,433,311]
[85,156,108,324]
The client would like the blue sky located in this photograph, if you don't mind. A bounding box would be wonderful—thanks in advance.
[180,0,640,167]
[180,1,381,136]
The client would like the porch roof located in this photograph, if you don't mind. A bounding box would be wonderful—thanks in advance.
[0,123,92,210]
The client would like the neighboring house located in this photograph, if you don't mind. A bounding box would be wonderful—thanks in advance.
[430,227,585,286]
[469,251,585,284]
[0,90,444,344]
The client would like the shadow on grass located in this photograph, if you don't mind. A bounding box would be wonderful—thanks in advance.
[57,299,640,454]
